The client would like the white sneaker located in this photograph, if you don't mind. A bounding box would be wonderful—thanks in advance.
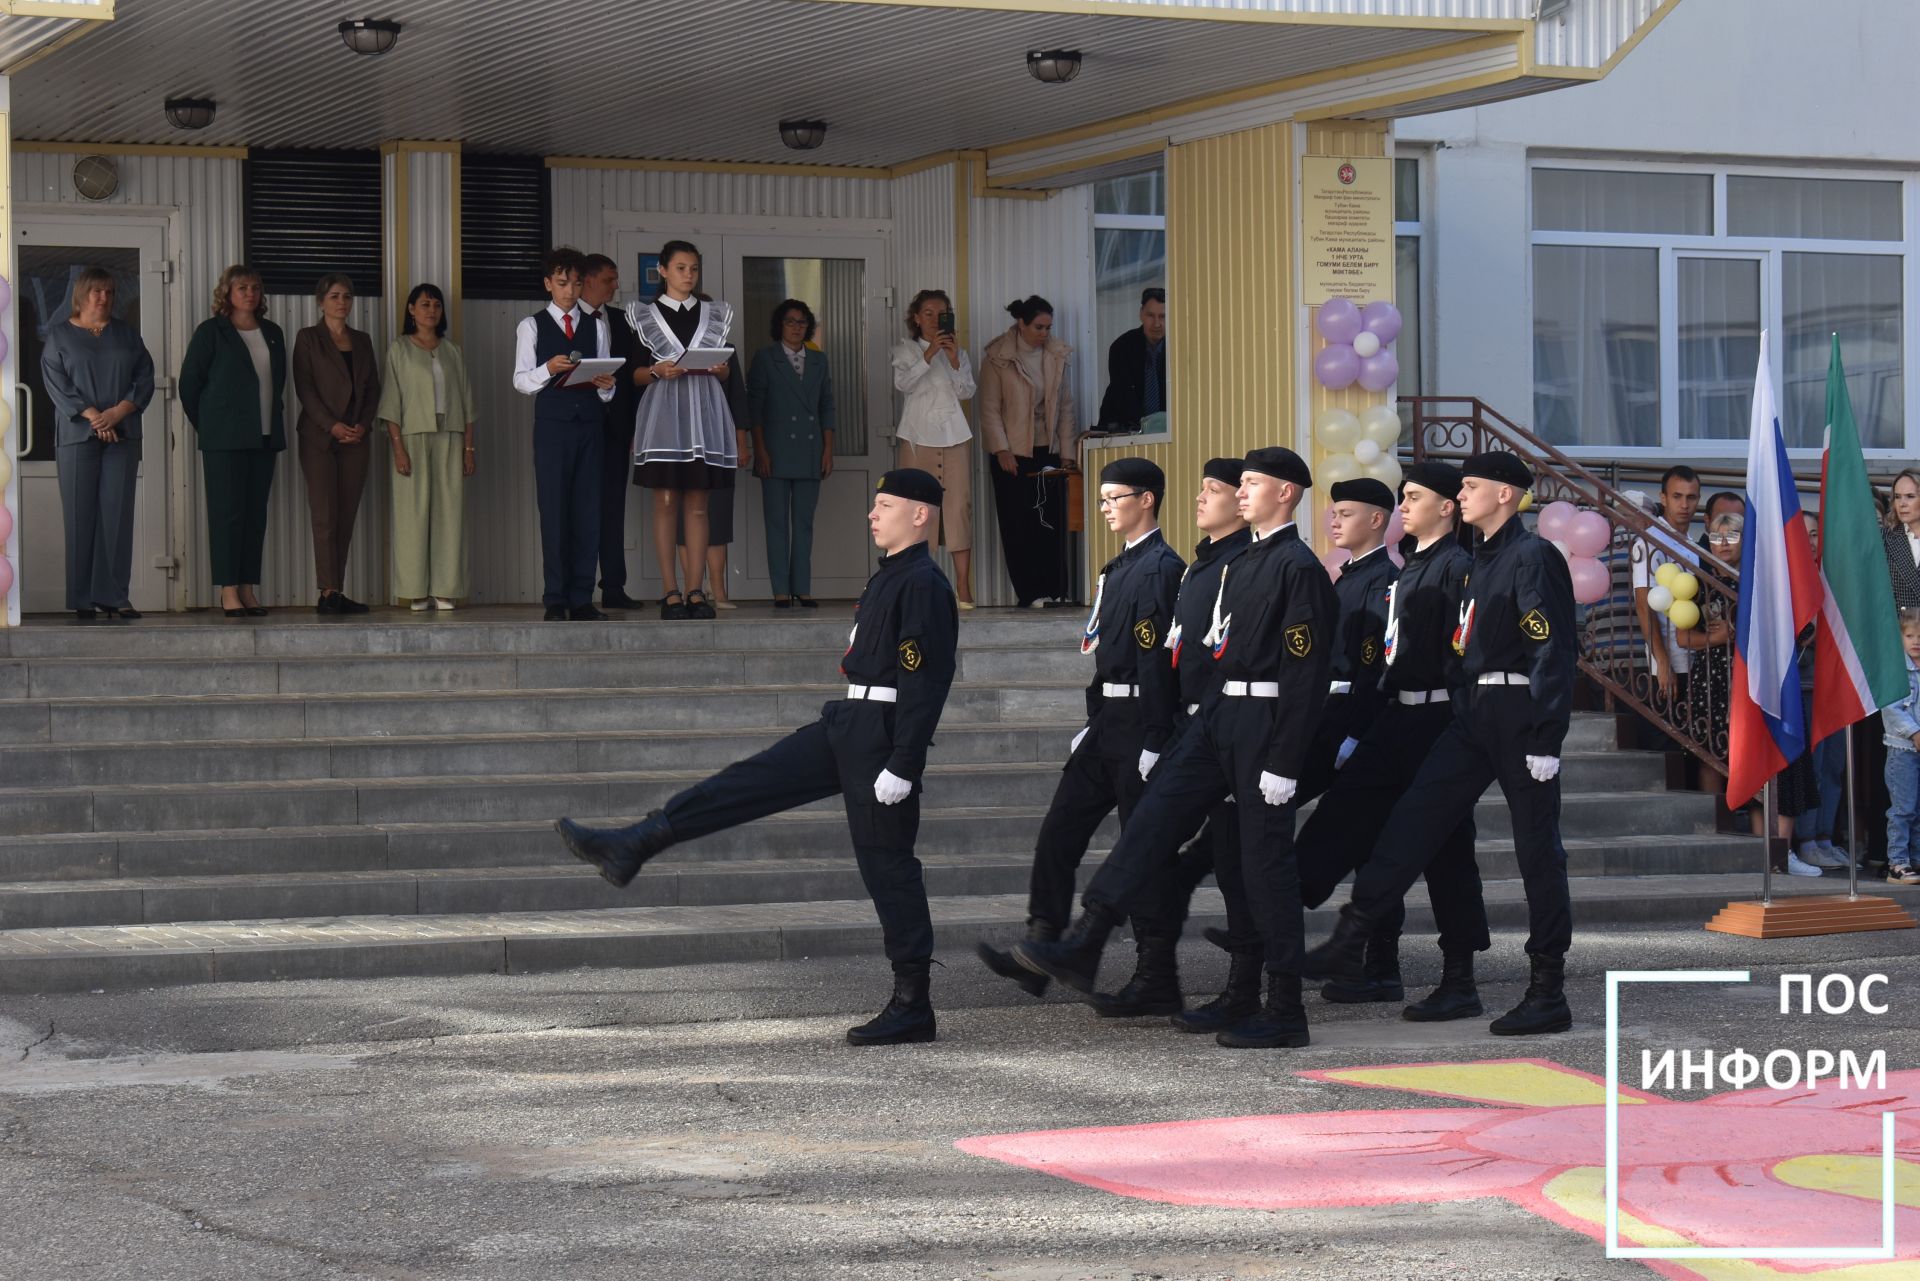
[432,597,456,611]
[1799,844,1845,869]
[409,598,431,612]
[1786,851,1826,877]
[1889,865,1920,885]
[1819,842,1852,868]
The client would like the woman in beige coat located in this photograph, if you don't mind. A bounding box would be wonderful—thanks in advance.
[377,283,475,610]
[978,295,1078,607]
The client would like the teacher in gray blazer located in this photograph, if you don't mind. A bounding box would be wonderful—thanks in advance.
[746,299,836,607]
[40,265,156,620]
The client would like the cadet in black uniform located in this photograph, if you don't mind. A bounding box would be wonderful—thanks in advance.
[1305,451,1576,1036]
[1012,447,1338,1049]
[1294,462,1491,1018]
[976,457,1182,1000]
[1296,477,1399,805]
[556,468,960,1046]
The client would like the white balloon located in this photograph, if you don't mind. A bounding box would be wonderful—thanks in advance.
[1551,539,1572,558]
[1646,585,1674,614]
[1362,454,1402,489]
[1357,404,1402,449]
[1352,331,1381,359]
[1352,439,1382,465]
[1320,452,1362,485]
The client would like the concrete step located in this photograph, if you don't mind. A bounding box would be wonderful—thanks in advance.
[0,873,1889,994]
[0,833,1766,930]
[0,721,1666,789]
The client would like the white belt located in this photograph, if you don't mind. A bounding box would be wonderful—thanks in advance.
[1396,689,1451,706]
[1101,682,1140,698]
[846,683,899,702]
[1186,703,1200,716]
[1328,681,1352,696]
[1477,673,1530,687]
[1223,681,1281,698]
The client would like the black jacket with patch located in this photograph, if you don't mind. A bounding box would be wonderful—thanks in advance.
[1209,524,1339,777]
[1459,516,1577,756]
[1325,544,1398,745]
[1084,528,1184,754]
[839,541,959,781]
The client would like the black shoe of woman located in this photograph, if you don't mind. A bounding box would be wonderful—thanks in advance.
[74,608,97,622]
[660,592,689,621]
[685,589,718,620]
[796,596,819,609]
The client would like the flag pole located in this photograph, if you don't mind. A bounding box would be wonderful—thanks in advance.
[1845,729,1860,902]
[1762,778,1775,907]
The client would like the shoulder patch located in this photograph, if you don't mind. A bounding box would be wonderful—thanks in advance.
[1285,623,1312,659]
[1361,635,1380,665]
[899,639,923,672]
[1134,618,1158,650]
[1520,609,1550,642]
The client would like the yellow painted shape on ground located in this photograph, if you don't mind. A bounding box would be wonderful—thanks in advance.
[1772,1154,1920,1208]
[1317,1060,1647,1110]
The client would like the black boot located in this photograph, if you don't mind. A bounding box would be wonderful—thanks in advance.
[1402,950,1484,1022]
[976,921,1059,998]
[1215,972,1311,1049]
[1320,927,1405,1003]
[846,964,937,1046]
[1170,946,1262,1033]
[1091,930,1183,1018]
[555,810,675,888]
[1489,953,1572,1036]
[1300,904,1372,984]
[1012,905,1119,994]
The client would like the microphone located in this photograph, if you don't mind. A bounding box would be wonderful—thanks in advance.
[567,351,582,363]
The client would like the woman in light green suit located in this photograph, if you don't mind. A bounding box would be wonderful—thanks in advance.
[746,298,836,607]
[378,283,475,610]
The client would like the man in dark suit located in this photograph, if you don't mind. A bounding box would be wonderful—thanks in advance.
[1096,288,1167,431]
[581,253,644,609]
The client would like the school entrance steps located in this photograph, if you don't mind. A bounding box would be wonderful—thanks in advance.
[0,607,1765,993]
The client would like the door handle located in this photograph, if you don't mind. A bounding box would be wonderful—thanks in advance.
[15,385,31,458]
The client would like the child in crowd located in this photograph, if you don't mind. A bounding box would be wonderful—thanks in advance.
[1880,608,1920,884]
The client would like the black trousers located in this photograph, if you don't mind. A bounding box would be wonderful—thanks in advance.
[1350,688,1572,957]
[989,449,1069,604]
[598,405,634,596]
[1083,699,1305,975]
[660,701,934,968]
[1026,723,1149,931]
[201,448,275,587]
[533,417,602,608]
[1295,700,1490,956]
[1142,803,1251,943]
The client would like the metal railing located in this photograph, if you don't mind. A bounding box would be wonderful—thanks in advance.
[1400,396,1736,776]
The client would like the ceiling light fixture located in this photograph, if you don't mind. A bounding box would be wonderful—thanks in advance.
[1026,49,1082,84]
[338,18,402,56]
[778,119,829,151]
[164,97,216,130]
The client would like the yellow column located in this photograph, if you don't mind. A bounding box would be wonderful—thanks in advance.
[0,92,14,627]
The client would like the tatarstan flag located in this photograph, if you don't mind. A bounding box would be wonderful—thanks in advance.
[1811,333,1907,742]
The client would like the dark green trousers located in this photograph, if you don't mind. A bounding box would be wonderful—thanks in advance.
[201,448,276,587]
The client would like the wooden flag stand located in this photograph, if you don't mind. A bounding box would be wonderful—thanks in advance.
[1706,750,1918,939]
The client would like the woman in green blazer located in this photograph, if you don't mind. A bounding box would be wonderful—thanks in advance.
[179,264,287,616]
[377,284,476,609]
[746,299,836,607]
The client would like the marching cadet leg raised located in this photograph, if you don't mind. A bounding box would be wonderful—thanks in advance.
[976,458,1183,1005]
[1304,451,1576,1036]
[1012,448,1338,1049]
[556,469,960,1046]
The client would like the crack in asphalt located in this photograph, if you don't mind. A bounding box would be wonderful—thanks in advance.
[19,1021,54,1062]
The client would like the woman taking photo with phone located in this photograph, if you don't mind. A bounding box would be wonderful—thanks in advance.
[890,288,975,608]
[630,240,746,620]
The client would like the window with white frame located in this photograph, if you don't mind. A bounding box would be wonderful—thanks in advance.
[1093,172,1166,428]
[1394,155,1425,399]
[1531,163,1907,454]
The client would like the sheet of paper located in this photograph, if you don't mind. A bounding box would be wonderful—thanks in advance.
[550,357,626,387]
[675,347,735,371]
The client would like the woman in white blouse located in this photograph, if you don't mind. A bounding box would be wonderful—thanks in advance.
[891,289,976,607]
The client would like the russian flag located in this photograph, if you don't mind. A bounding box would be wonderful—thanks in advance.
[1727,331,1824,810]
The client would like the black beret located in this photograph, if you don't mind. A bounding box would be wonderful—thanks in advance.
[1329,478,1396,511]
[1098,457,1165,492]
[1242,446,1313,488]
[1202,457,1244,488]
[1461,451,1532,491]
[1401,461,1462,502]
[875,467,943,507]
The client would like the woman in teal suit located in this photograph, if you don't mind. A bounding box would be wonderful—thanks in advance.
[180,264,286,616]
[746,299,836,608]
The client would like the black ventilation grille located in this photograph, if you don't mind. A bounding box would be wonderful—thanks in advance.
[244,148,383,297]
[462,153,551,300]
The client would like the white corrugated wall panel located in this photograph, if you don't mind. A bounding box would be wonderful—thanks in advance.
[406,150,456,293]
[967,186,1096,607]
[548,167,892,248]
[1535,0,1665,69]
[462,298,543,604]
[1034,0,1526,15]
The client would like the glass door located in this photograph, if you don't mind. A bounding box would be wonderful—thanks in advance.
[13,219,171,612]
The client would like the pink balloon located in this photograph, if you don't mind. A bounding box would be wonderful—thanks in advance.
[0,556,13,595]
[1322,548,1350,579]
[1388,545,1405,569]
[0,504,11,544]
[1316,297,1362,345]
[1385,507,1405,546]
[1536,500,1579,543]
[1314,344,1360,390]
[1568,555,1610,605]
[0,331,9,365]
[1356,348,1399,393]
[0,276,11,310]
[1565,510,1612,559]
[1360,300,1403,345]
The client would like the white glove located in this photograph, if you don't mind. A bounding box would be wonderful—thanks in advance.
[1069,726,1088,755]
[874,769,913,805]
[1525,754,1561,783]
[1258,771,1297,806]
[1138,749,1160,780]
[1335,737,1360,770]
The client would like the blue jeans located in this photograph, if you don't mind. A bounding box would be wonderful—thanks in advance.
[1886,748,1920,871]
[1794,731,1847,843]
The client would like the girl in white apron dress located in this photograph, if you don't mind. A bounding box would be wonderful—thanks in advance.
[631,240,744,619]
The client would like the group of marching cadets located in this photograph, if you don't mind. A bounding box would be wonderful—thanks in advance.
[556,446,1579,1048]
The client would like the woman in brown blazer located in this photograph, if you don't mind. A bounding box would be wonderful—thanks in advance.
[292,273,381,612]
[979,294,1079,607]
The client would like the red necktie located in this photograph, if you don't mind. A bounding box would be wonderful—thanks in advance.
[563,313,574,342]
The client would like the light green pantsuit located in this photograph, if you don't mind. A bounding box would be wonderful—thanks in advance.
[391,425,467,599]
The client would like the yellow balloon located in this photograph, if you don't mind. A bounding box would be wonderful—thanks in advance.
[1362,454,1402,490]
[1357,404,1403,449]
[0,398,11,442]
[0,451,10,489]
[1314,408,1361,453]
[1319,452,1362,485]
[1653,561,1681,589]
[1667,598,1701,631]
[1518,492,1534,513]
[1670,571,1699,602]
